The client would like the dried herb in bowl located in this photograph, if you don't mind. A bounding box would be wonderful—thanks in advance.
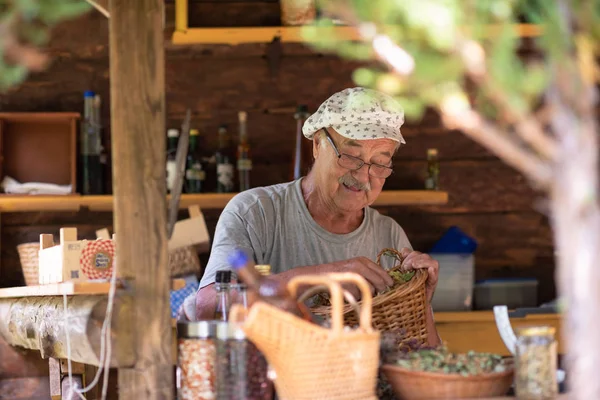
[394,346,510,376]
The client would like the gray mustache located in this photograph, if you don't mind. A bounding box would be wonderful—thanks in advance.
[338,173,371,192]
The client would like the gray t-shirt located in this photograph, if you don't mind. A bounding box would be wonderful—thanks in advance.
[199,178,412,288]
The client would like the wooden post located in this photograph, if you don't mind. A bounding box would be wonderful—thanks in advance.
[109,0,172,398]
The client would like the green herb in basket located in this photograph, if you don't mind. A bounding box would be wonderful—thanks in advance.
[395,346,509,376]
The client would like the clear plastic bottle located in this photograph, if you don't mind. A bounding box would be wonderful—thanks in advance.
[214,270,232,321]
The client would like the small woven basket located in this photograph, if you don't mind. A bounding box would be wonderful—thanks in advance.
[16,242,40,286]
[168,246,201,277]
[231,273,380,400]
[381,363,514,399]
[312,248,429,344]
[280,0,316,26]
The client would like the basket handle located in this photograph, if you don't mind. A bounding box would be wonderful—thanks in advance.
[288,272,373,333]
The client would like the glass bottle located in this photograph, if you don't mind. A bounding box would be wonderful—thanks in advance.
[237,111,252,192]
[227,249,313,322]
[425,148,440,190]
[291,104,312,180]
[515,326,558,399]
[166,128,180,194]
[215,125,236,193]
[214,270,232,321]
[216,322,247,400]
[185,128,205,193]
[80,91,103,194]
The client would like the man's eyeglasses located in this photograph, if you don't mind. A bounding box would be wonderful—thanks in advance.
[323,128,394,179]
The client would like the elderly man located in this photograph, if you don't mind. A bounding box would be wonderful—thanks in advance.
[191,87,441,345]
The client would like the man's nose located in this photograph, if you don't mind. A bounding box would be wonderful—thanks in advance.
[352,163,370,182]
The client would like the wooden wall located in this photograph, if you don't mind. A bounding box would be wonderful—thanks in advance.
[0,1,555,303]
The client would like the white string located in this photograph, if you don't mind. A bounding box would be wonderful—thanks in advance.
[63,254,118,400]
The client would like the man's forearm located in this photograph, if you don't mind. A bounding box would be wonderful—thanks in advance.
[425,305,442,347]
[195,284,217,320]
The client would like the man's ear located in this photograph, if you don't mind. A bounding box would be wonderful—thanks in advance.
[312,129,324,159]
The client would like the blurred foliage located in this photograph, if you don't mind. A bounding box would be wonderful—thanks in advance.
[305,0,599,122]
[0,0,91,91]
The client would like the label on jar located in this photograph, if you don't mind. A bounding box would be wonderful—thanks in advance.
[217,163,234,191]
[186,168,206,181]
[237,159,253,171]
[166,160,177,191]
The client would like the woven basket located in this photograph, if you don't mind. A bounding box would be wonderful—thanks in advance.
[168,246,201,277]
[381,363,514,399]
[312,248,429,344]
[231,273,380,400]
[280,0,316,26]
[16,242,40,286]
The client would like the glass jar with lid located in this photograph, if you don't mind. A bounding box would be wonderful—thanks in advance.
[176,320,221,400]
[515,325,558,399]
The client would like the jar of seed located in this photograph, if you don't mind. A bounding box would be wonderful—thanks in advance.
[515,326,558,399]
[177,321,220,400]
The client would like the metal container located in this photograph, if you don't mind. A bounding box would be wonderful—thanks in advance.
[176,321,221,400]
[515,326,558,399]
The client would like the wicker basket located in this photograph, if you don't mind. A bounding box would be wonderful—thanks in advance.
[312,248,429,344]
[381,363,514,399]
[231,273,380,400]
[16,242,40,286]
[280,0,316,26]
[168,245,201,277]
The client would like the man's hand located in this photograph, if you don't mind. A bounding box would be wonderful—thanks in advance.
[399,248,439,303]
[328,257,394,299]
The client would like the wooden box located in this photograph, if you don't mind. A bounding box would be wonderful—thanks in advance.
[0,112,79,193]
[38,227,115,284]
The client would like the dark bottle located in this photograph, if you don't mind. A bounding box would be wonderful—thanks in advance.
[214,270,232,321]
[425,148,440,190]
[80,91,103,194]
[290,104,312,180]
[227,249,313,322]
[237,111,252,192]
[215,125,236,193]
[185,128,205,193]
[166,128,179,194]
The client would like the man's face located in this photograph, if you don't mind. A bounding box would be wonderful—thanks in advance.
[312,128,397,212]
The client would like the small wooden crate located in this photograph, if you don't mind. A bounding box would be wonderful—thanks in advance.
[38,227,115,284]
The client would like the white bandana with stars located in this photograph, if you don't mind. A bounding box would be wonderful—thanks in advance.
[302,87,406,144]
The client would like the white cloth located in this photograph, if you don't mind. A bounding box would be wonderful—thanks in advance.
[1,176,72,195]
[302,87,406,144]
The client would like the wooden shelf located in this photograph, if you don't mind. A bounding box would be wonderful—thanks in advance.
[0,190,448,212]
[0,279,186,298]
[171,24,542,45]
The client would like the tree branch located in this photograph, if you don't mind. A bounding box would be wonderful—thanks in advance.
[440,105,552,189]
[456,39,559,161]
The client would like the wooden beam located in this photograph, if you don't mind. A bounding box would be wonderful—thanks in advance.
[109,0,172,398]
[0,296,134,367]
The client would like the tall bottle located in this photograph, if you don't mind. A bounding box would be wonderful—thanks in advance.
[185,128,205,193]
[166,128,179,193]
[237,111,252,192]
[290,104,312,180]
[215,125,235,193]
[80,91,103,194]
[227,249,313,321]
[425,148,440,190]
[214,270,232,321]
